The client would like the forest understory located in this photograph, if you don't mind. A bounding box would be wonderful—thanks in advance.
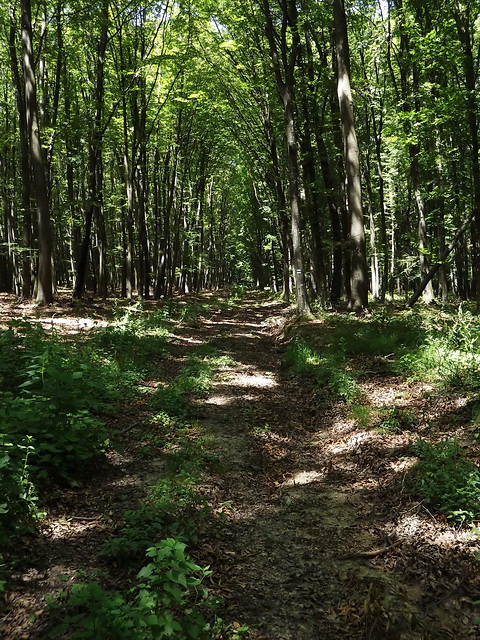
[1,291,480,639]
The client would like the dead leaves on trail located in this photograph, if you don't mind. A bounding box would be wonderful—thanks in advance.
[1,293,480,639]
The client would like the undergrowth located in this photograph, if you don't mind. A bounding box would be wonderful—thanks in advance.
[0,295,235,548]
[283,336,361,402]
[284,303,480,525]
[0,292,246,638]
[47,538,215,640]
[412,438,480,524]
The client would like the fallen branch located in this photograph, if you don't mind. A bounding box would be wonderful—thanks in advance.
[338,540,402,560]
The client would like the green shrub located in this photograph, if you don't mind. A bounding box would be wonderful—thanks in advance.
[412,438,480,524]
[48,538,214,640]
[0,313,167,545]
[378,406,416,433]
[395,307,480,392]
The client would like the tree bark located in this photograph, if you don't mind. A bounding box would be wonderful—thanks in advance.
[333,0,368,311]
[74,0,109,298]
[21,0,53,304]
[261,0,311,315]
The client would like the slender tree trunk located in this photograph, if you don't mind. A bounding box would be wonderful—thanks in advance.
[262,0,311,315]
[74,0,108,298]
[263,105,290,300]
[21,0,53,304]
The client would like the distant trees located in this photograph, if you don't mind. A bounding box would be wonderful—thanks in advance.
[1,0,480,309]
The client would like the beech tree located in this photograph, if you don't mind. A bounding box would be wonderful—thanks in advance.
[333,0,368,310]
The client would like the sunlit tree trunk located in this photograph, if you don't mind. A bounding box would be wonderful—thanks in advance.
[333,0,368,311]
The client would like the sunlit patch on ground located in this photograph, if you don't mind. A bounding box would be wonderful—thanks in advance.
[282,470,324,486]
[228,373,277,388]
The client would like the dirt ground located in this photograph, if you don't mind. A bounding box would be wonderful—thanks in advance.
[1,293,480,639]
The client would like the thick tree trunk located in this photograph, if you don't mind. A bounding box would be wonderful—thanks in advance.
[333,0,368,311]
[21,0,53,304]
[455,6,480,303]
[9,12,32,297]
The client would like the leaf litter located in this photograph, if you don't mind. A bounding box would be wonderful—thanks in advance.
[1,292,480,639]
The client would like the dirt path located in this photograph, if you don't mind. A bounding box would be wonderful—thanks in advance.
[2,293,479,639]
[176,296,479,639]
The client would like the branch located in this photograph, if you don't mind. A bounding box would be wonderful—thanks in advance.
[407,208,477,307]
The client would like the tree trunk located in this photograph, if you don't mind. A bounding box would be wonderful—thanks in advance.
[333,0,368,311]
[21,0,53,304]
[262,0,311,315]
[74,0,108,298]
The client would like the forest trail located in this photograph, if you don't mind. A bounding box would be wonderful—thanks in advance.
[167,294,478,639]
[2,293,479,639]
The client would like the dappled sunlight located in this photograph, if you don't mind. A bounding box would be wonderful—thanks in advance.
[204,394,234,406]
[203,318,267,330]
[43,516,110,542]
[323,430,375,456]
[282,470,324,486]
[174,335,204,345]
[228,372,277,388]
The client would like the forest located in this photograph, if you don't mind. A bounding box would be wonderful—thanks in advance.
[2,0,480,638]
[2,0,480,310]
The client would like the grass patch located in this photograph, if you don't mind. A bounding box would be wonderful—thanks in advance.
[283,336,361,402]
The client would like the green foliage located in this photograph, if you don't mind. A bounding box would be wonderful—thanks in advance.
[412,438,480,524]
[326,310,424,358]
[378,406,416,434]
[48,539,214,640]
[350,404,373,428]
[283,337,361,402]
[101,475,212,563]
[0,306,177,546]
[227,284,247,300]
[396,307,480,392]
[153,350,234,418]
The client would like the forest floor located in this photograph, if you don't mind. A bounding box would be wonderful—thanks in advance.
[1,292,480,639]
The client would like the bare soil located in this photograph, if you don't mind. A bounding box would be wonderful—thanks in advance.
[1,292,480,639]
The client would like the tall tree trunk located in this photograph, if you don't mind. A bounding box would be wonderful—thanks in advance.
[9,10,32,297]
[262,0,311,315]
[455,4,480,304]
[333,0,368,311]
[263,104,290,301]
[74,0,108,298]
[21,0,53,304]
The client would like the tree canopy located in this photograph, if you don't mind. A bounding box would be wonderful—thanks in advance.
[2,0,480,310]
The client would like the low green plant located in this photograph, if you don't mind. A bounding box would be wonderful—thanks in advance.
[283,337,361,402]
[350,404,373,428]
[395,306,480,393]
[48,538,214,640]
[378,406,416,434]
[148,475,212,542]
[228,284,247,300]
[164,437,223,476]
[99,504,174,564]
[412,438,480,524]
